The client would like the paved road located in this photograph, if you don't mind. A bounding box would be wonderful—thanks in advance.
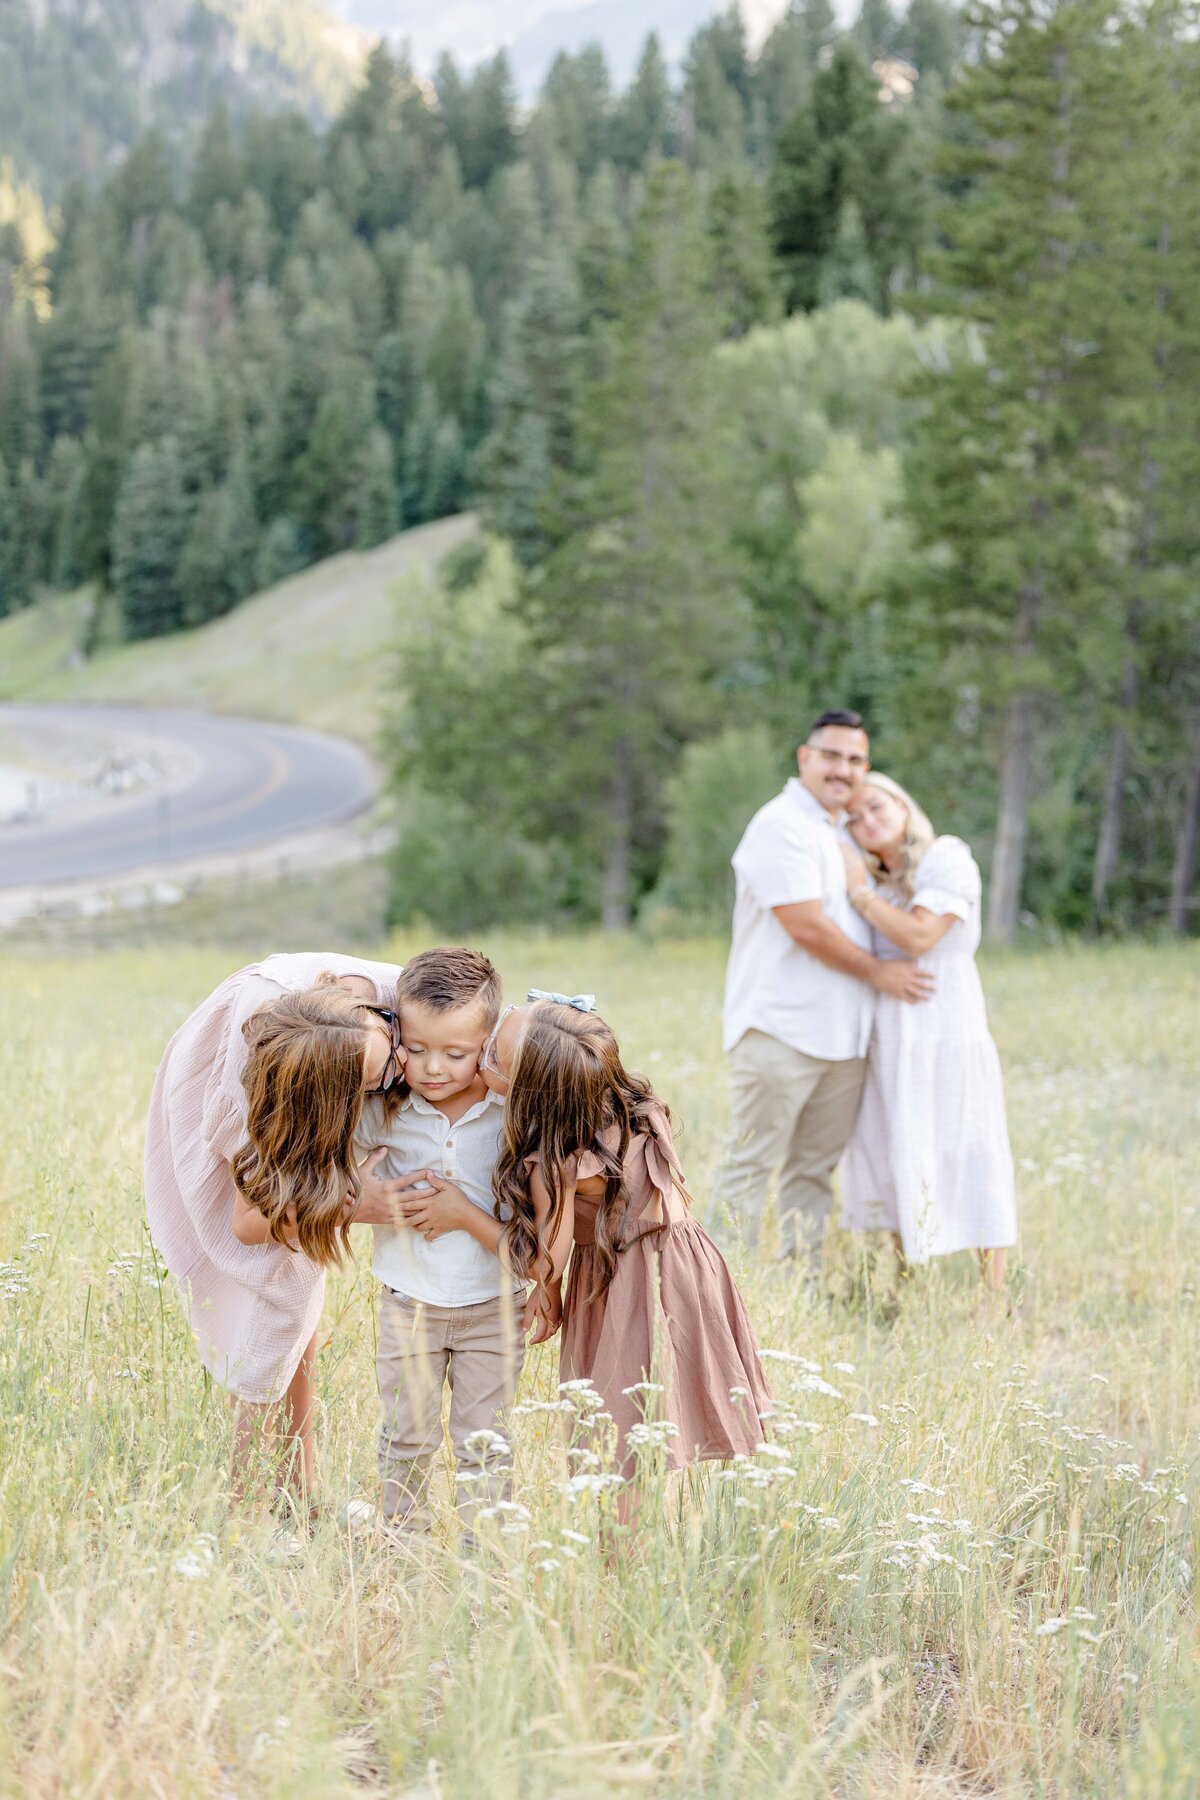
[0,704,378,889]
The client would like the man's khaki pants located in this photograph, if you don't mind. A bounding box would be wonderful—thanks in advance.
[715,1030,867,1258]
[376,1287,526,1536]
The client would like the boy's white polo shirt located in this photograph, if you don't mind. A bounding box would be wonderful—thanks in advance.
[364,1087,522,1307]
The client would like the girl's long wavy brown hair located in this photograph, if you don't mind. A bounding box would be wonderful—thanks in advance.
[493,1005,673,1300]
[231,984,400,1265]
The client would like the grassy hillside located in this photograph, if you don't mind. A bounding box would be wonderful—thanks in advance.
[0,514,476,746]
[0,939,1198,1793]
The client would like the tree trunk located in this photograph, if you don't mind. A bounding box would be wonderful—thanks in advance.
[987,685,1037,946]
[986,579,1041,946]
[601,735,634,931]
[1090,652,1138,926]
[1169,716,1200,935]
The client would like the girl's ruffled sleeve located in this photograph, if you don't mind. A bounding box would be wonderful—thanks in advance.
[912,836,979,922]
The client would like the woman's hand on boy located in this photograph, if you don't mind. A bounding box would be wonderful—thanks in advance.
[351,1149,438,1226]
[397,1175,473,1240]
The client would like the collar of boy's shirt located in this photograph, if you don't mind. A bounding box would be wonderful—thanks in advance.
[401,1086,504,1121]
[786,776,848,829]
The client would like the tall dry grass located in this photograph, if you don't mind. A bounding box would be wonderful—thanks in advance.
[1,936,1197,1797]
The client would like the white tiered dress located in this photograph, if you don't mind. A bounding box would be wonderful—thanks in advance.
[144,951,402,1403]
[839,837,1016,1263]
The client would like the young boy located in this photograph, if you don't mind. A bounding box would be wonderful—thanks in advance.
[363,946,527,1538]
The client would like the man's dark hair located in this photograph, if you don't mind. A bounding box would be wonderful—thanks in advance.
[396,947,502,1027]
[808,708,867,737]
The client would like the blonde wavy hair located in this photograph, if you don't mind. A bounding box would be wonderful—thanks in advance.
[854,771,935,902]
[231,983,401,1265]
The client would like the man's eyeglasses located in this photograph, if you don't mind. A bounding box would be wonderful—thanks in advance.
[365,1007,404,1096]
[806,743,869,772]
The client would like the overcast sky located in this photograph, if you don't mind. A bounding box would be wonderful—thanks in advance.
[328,1,827,93]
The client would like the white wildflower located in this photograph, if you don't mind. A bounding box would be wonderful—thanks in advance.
[1034,1618,1070,1638]
[798,1374,845,1400]
[832,1361,856,1374]
[627,1420,679,1450]
[174,1534,217,1581]
[463,1428,511,1457]
[564,1472,625,1500]
[849,1413,879,1428]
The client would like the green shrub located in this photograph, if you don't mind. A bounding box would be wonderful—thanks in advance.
[642,723,783,930]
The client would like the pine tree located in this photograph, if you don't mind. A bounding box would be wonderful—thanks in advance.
[856,0,900,60]
[44,434,88,590]
[0,455,17,615]
[177,450,259,626]
[682,25,749,170]
[902,0,963,82]
[756,11,813,141]
[904,0,1123,942]
[769,42,927,311]
[706,169,781,336]
[476,248,584,563]
[353,425,398,548]
[528,163,747,927]
[112,436,190,638]
[0,312,40,473]
[610,34,673,171]
[539,46,613,176]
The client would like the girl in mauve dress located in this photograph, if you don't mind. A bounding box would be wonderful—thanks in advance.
[484,1002,771,1499]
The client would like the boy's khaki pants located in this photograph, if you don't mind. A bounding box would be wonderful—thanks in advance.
[376,1286,526,1536]
[714,1029,868,1259]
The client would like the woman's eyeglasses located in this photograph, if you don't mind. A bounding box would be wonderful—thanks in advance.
[365,1007,404,1096]
[480,1003,517,1077]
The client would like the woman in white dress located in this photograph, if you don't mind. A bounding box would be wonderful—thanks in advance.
[145,951,418,1499]
[838,775,1016,1289]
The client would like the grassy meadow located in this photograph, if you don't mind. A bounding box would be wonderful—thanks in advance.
[1,935,1198,1797]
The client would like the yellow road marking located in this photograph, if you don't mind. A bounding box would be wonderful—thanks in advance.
[15,734,297,863]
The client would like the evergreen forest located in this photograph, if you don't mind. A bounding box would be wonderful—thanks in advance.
[1,0,1198,940]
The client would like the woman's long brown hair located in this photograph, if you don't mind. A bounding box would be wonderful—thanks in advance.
[231,984,400,1265]
[493,1005,671,1300]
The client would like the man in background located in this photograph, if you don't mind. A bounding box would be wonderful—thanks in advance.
[715,709,934,1270]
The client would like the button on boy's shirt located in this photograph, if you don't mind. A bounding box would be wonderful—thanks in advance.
[360,1087,521,1307]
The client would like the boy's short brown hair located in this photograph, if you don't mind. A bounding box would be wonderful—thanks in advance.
[396,947,501,1028]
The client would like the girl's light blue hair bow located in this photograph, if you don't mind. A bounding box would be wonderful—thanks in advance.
[527,988,597,1012]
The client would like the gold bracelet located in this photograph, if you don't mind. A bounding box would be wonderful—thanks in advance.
[850,887,873,913]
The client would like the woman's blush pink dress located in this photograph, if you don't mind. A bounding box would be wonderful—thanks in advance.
[557,1105,771,1475]
[144,951,401,1404]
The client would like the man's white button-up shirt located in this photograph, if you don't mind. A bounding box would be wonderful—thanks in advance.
[723,778,875,1061]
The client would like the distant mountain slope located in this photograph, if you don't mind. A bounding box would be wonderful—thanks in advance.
[0,0,369,197]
